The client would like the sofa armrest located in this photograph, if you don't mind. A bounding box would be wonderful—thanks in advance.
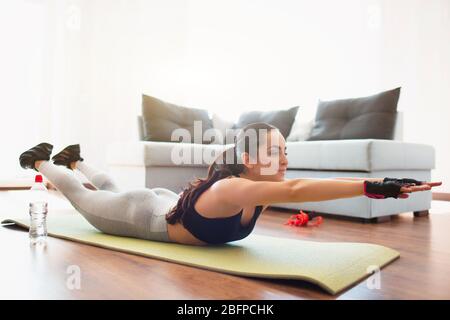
[107,140,231,168]
[107,141,148,166]
[106,140,230,190]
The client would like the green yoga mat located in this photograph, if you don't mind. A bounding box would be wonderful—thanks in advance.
[1,211,399,295]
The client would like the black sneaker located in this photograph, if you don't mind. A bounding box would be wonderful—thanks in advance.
[19,142,53,172]
[51,144,84,170]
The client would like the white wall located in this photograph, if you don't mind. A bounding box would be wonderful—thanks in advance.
[2,0,449,192]
[182,0,385,121]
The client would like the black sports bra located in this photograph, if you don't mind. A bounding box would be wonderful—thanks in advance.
[181,175,263,245]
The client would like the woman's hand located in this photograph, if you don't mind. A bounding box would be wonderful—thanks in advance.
[397,181,442,198]
[383,177,423,185]
[364,180,442,199]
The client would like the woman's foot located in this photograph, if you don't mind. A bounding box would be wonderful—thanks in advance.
[51,144,84,170]
[19,142,53,172]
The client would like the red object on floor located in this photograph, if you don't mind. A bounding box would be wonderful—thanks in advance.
[284,210,323,227]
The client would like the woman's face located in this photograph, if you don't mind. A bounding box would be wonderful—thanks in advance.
[242,129,288,182]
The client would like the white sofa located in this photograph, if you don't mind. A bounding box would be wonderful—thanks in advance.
[106,112,435,222]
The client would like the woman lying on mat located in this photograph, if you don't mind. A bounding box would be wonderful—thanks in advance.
[19,123,441,246]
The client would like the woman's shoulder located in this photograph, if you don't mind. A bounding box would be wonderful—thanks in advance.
[193,176,242,217]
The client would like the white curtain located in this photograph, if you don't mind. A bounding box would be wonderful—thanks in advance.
[0,0,48,181]
[0,0,92,182]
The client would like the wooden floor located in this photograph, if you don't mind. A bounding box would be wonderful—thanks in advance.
[1,189,449,299]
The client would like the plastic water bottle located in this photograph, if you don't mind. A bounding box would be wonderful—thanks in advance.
[29,174,48,245]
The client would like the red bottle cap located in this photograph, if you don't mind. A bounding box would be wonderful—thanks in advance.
[35,174,43,183]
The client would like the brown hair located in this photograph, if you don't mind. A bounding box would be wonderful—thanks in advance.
[165,122,278,225]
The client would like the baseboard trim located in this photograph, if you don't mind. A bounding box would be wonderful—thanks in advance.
[432,192,450,201]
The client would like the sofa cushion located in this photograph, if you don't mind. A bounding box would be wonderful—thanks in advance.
[233,106,299,139]
[141,94,215,144]
[287,117,315,142]
[211,113,236,144]
[307,88,401,141]
[285,139,435,172]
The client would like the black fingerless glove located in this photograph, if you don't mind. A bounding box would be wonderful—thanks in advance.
[383,177,423,186]
[364,181,402,199]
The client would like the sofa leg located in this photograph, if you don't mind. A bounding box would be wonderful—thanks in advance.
[413,210,429,217]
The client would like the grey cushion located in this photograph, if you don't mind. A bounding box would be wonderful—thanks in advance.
[233,106,299,139]
[141,94,214,144]
[307,87,401,141]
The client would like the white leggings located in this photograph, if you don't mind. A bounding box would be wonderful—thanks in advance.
[38,160,179,243]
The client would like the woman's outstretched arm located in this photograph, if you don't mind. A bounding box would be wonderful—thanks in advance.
[288,178,366,202]
[333,177,384,182]
[215,178,374,207]
[212,177,437,208]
